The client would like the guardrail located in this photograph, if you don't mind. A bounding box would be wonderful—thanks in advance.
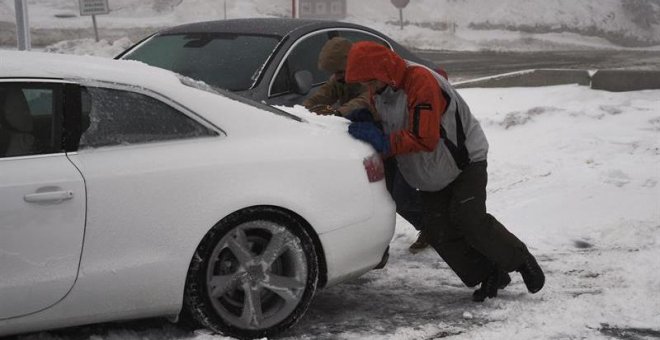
[453,69,660,92]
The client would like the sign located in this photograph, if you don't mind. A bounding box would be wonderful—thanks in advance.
[391,0,410,9]
[298,0,346,20]
[79,0,108,42]
[79,0,109,16]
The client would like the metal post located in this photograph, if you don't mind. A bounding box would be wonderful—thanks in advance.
[292,0,296,18]
[92,14,99,42]
[223,0,227,20]
[399,8,404,30]
[14,0,31,50]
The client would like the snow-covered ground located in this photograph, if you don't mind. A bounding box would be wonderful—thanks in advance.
[2,1,659,339]
[14,84,660,340]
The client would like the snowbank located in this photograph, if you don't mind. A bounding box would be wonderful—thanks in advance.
[42,37,132,57]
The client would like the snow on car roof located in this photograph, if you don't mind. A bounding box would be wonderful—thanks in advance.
[1,50,184,91]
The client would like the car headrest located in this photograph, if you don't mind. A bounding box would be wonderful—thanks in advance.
[1,88,33,133]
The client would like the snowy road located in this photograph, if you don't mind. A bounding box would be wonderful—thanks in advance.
[12,85,660,340]
[416,50,660,81]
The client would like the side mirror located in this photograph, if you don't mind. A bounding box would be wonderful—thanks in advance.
[293,70,313,95]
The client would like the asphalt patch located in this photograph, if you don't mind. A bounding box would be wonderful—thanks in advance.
[573,240,594,249]
[599,323,660,340]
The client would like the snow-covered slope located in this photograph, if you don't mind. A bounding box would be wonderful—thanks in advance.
[0,0,659,50]
[350,0,660,47]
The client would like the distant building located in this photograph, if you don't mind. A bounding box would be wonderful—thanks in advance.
[299,0,346,20]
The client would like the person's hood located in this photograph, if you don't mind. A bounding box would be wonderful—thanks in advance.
[318,37,352,73]
[345,41,406,88]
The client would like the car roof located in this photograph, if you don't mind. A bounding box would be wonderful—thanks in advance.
[0,50,184,90]
[159,18,369,37]
[154,18,433,69]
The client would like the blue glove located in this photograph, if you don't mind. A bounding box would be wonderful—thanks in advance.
[348,122,390,154]
[345,108,374,122]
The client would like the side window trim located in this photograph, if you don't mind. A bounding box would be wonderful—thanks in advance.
[63,84,83,152]
[267,28,392,98]
[113,33,158,59]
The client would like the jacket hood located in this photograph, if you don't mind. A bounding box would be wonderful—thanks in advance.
[318,37,352,73]
[345,41,406,88]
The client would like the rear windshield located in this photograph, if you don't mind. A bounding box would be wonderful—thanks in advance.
[122,33,281,91]
[177,75,302,122]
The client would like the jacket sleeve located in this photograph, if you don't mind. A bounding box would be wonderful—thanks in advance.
[336,85,372,116]
[303,77,338,110]
[389,67,447,155]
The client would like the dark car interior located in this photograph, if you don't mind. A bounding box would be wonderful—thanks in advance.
[0,86,54,158]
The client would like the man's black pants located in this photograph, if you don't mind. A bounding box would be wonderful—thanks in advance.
[385,158,423,230]
[421,161,527,287]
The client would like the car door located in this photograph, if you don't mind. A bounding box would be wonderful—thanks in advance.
[63,84,218,291]
[0,81,86,319]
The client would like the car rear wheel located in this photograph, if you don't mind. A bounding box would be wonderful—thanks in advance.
[183,207,319,339]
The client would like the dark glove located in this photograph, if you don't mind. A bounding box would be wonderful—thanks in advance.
[345,108,374,122]
[348,122,390,154]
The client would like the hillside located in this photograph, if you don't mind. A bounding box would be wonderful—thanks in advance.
[0,0,659,50]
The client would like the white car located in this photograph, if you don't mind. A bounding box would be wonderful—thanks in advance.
[0,51,395,339]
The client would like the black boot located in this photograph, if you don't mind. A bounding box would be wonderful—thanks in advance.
[409,230,430,254]
[517,249,545,294]
[472,270,511,302]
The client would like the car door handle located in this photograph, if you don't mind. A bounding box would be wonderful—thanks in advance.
[24,190,74,204]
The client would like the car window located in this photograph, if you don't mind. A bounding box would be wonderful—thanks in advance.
[271,32,330,96]
[79,86,215,149]
[0,83,61,158]
[122,33,281,91]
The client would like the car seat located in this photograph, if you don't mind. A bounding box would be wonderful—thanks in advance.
[0,88,36,157]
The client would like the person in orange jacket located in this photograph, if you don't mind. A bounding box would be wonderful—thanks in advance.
[344,41,545,301]
[305,37,430,252]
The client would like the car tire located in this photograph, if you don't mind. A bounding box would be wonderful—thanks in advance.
[183,207,319,339]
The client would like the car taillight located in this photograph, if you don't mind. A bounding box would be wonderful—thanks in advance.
[363,153,385,183]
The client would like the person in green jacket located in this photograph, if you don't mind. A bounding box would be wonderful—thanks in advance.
[303,37,373,117]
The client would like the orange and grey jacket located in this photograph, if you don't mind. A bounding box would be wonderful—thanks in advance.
[345,41,488,191]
